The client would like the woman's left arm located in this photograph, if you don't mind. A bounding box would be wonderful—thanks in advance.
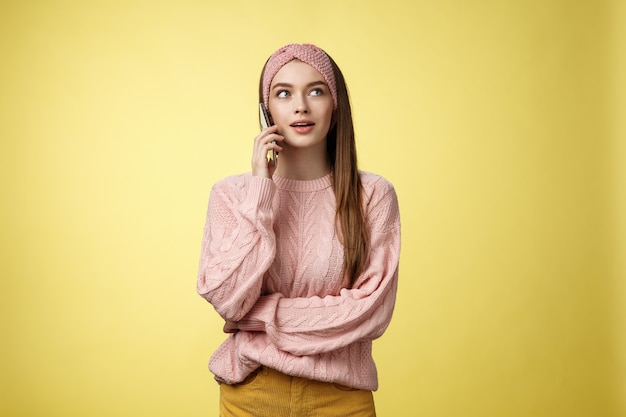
[237,182,401,356]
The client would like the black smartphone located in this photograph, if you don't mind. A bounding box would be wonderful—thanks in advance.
[259,103,278,167]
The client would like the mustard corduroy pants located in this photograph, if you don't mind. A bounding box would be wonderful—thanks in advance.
[219,366,376,417]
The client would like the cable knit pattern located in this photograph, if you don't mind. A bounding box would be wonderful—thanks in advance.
[197,171,400,391]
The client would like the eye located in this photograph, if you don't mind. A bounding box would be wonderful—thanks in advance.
[276,90,290,98]
[309,88,324,96]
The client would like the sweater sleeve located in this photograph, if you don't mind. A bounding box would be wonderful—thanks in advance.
[237,181,400,356]
[197,174,277,322]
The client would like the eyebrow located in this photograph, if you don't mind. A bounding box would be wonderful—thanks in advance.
[271,81,328,90]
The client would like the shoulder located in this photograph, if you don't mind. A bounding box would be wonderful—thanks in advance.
[211,172,253,194]
[208,173,257,205]
[358,171,400,230]
[358,171,397,203]
[210,173,276,210]
[213,172,252,187]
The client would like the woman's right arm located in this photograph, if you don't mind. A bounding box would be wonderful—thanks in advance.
[197,174,277,322]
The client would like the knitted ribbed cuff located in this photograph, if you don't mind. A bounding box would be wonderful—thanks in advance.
[238,293,282,332]
[244,176,275,211]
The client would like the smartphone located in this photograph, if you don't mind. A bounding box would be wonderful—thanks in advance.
[259,103,278,167]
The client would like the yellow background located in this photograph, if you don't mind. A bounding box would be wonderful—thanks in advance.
[1,1,624,416]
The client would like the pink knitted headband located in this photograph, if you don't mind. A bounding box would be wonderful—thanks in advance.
[262,43,337,111]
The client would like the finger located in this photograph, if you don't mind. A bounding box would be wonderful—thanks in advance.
[260,131,284,144]
[261,124,279,134]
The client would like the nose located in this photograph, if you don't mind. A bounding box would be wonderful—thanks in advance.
[294,95,309,114]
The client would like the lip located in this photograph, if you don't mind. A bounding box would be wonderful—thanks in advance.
[289,119,315,134]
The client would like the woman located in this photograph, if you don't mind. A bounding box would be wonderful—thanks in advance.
[197,43,401,417]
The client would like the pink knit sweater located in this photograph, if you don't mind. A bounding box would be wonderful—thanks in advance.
[197,171,400,391]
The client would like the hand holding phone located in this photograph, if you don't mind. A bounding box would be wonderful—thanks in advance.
[259,103,278,167]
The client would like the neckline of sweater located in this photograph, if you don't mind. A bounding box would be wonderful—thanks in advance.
[272,173,333,192]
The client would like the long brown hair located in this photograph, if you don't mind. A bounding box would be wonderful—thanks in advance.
[258,52,369,286]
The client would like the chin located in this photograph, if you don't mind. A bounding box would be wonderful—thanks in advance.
[285,137,326,150]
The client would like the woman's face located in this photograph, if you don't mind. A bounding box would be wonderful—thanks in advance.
[268,60,334,153]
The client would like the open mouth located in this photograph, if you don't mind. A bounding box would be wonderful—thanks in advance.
[290,120,315,134]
